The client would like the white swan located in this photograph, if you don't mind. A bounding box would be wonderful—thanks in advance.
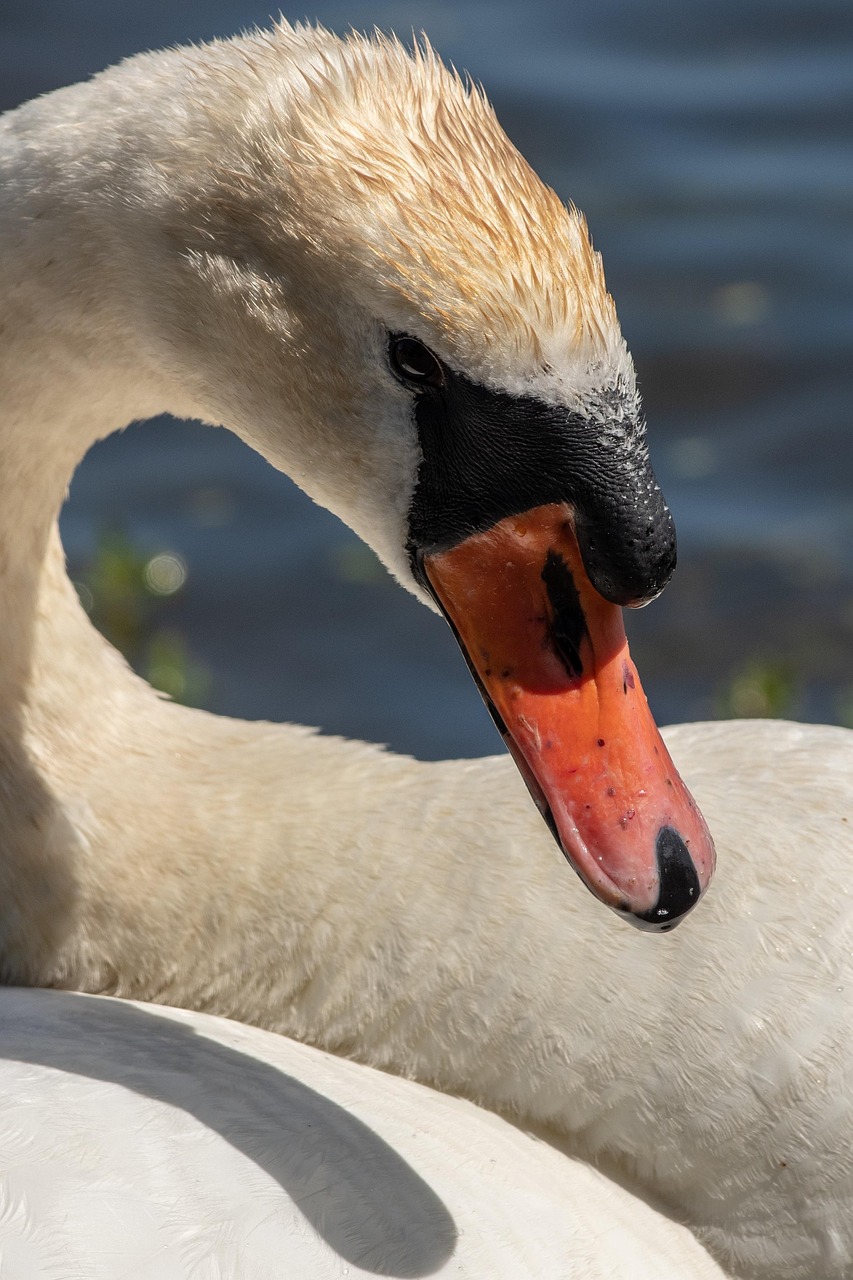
[0,986,726,1278]
[1,23,851,1280]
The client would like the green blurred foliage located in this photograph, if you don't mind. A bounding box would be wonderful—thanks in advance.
[717,658,798,720]
[73,527,212,708]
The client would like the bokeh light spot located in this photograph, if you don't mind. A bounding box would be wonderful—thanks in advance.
[144,552,187,596]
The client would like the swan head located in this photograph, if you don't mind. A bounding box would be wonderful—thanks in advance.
[145,25,715,928]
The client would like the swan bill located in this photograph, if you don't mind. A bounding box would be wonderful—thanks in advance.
[421,504,716,929]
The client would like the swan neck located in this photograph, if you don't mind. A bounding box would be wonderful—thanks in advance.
[0,36,604,1136]
[0,83,195,704]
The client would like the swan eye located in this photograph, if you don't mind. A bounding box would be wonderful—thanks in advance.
[390,336,444,388]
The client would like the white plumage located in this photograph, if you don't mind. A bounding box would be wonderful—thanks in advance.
[0,24,851,1280]
[1,988,726,1278]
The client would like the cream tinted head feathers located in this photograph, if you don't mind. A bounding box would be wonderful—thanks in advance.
[202,24,630,398]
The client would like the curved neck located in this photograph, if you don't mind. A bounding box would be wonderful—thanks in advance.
[0,127,606,1135]
[0,88,182,706]
[0,57,624,1140]
[0,80,531,1017]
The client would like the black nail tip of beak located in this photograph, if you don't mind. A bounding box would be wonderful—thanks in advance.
[628,826,702,934]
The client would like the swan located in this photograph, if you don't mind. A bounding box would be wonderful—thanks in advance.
[0,986,727,1278]
[1,22,852,1280]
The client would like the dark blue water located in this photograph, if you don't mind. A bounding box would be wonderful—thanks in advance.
[3,1,852,757]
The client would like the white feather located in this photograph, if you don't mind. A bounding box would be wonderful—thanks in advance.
[0,988,726,1279]
[0,25,851,1280]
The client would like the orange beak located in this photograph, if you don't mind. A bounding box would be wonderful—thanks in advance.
[422,503,715,930]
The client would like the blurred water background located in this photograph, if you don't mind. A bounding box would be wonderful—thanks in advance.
[2,0,851,757]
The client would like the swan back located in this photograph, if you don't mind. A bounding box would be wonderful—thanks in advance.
[2,988,725,1279]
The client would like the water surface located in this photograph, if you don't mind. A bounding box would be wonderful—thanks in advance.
[3,0,851,756]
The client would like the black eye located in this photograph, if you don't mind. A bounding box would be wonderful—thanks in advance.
[389,336,444,388]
